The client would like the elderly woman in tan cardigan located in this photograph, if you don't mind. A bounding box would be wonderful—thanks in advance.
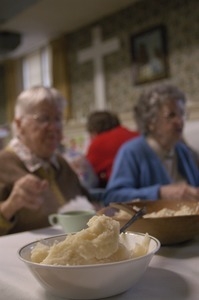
[0,86,94,235]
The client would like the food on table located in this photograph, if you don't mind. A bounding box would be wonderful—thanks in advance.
[31,215,150,265]
[144,204,199,218]
[115,204,199,219]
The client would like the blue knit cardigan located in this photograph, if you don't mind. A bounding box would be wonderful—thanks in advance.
[104,136,199,205]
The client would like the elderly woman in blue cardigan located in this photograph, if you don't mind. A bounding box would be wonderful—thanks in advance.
[104,83,199,204]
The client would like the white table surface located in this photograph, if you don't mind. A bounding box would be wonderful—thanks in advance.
[0,226,198,300]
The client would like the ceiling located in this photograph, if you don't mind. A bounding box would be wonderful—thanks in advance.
[0,0,140,59]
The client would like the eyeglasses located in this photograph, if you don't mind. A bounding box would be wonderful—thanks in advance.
[162,111,188,121]
[30,114,63,127]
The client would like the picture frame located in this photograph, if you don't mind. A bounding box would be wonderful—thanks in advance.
[130,25,169,85]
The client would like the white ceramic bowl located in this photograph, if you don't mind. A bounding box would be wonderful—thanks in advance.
[18,232,160,299]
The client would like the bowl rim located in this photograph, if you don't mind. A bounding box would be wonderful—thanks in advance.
[131,215,199,221]
[105,200,199,220]
[18,231,160,268]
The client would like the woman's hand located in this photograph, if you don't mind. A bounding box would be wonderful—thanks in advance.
[160,183,199,201]
[0,174,48,221]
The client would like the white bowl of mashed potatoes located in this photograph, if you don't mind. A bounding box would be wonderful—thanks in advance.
[18,215,160,299]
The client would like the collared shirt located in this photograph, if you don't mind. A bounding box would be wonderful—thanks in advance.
[147,137,186,183]
[7,137,59,173]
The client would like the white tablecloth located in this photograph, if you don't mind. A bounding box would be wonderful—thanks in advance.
[0,227,198,300]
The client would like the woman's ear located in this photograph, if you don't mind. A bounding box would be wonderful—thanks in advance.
[148,118,156,133]
[13,118,22,137]
[148,121,154,132]
[148,123,154,131]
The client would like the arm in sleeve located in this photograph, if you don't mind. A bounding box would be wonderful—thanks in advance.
[0,183,16,236]
[103,146,161,205]
[0,212,15,236]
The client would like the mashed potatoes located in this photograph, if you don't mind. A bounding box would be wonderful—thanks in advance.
[31,215,150,265]
[115,204,199,219]
[144,205,198,218]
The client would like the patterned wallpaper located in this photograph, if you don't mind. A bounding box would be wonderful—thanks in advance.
[66,0,199,123]
[63,0,199,151]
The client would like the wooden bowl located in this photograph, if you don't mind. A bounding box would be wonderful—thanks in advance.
[98,200,199,245]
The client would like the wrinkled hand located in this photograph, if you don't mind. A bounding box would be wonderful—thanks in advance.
[160,183,199,201]
[1,174,49,221]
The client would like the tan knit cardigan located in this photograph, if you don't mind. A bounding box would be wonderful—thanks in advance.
[0,150,91,235]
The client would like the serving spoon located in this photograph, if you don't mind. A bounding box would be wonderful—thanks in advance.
[120,207,146,234]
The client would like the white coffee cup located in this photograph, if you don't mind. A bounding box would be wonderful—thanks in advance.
[48,210,95,233]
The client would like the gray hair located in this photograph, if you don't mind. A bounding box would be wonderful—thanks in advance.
[14,85,66,119]
[133,83,186,135]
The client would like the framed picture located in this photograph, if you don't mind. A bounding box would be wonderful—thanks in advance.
[130,25,169,85]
